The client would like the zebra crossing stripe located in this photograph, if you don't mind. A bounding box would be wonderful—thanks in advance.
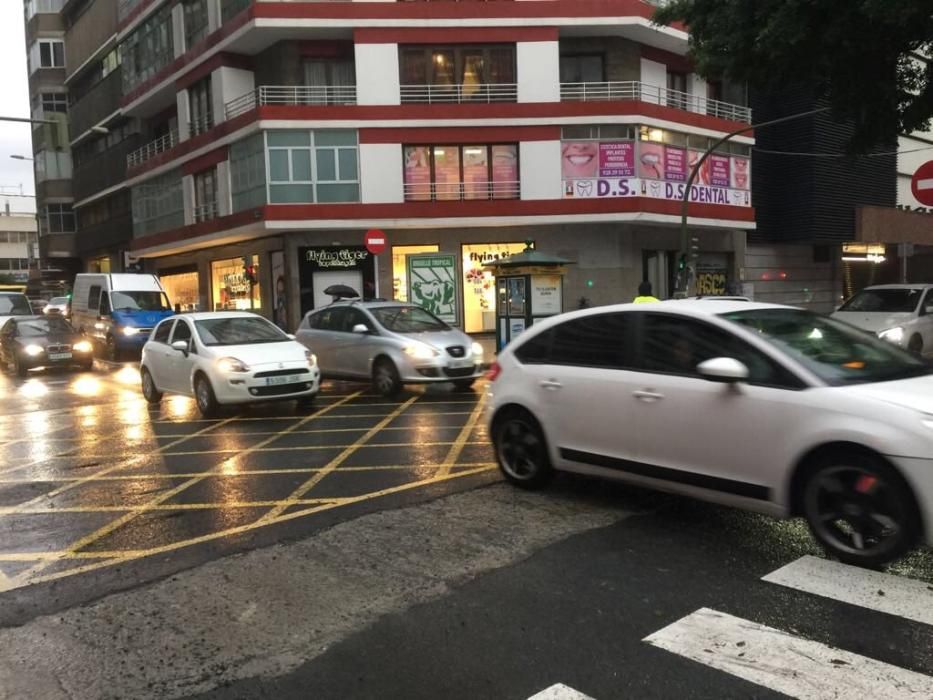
[527,684,596,700]
[644,608,933,699]
[762,555,933,627]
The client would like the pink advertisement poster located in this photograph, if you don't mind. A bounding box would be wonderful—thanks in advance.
[561,142,598,179]
[598,142,635,178]
[462,146,489,200]
[433,146,461,201]
[664,146,687,182]
[688,149,712,186]
[491,145,519,199]
[638,142,665,180]
[709,154,731,188]
[731,156,751,190]
[404,146,431,201]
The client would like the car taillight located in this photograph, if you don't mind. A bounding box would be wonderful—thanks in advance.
[486,361,502,382]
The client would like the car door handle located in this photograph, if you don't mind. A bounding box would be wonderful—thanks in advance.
[633,389,664,402]
[539,379,563,390]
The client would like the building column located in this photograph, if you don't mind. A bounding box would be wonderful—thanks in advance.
[212,66,255,126]
[182,174,196,225]
[171,4,185,57]
[689,74,708,113]
[206,0,221,34]
[216,160,233,216]
[355,44,401,106]
[517,41,560,103]
[176,90,191,142]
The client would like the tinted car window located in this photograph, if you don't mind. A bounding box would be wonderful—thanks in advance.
[523,313,633,369]
[326,307,348,332]
[0,294,32,315]
[513,328,553,364]
[171,321,192,344]
[88,285,101,311]
[343,308,373,332]
[15,317,74,337]
[839,288,923,313]
[153,319,174,344]
[637,313,803,389]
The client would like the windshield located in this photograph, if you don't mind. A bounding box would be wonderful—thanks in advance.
[0,295,31,315]
[371,306,449,333]
[110,291,172,312]
[16,317,74,337]
[723,308,931,386]
[195,317,289,346]
[838,288,924,313]
[49,297,68,305]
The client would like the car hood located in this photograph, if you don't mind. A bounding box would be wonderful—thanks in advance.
[205,341,308,366]
[401,329,473,352]
[841,372,933,415]
[15,333,79,348]
[831,310,914,333]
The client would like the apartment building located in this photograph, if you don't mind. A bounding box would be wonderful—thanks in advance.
[0,211,39,283]
[40,0,757,331]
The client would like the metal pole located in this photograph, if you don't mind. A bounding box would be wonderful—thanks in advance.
[676,106,830,296]
[0,116,55,125]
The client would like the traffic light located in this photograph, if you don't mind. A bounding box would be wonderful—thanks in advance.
[242,256,257,285]
[677,253,687,271]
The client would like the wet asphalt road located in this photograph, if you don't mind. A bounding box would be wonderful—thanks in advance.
[0,359,497,621]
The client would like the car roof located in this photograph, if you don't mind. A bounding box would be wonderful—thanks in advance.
[858,284,933,290]
[0,291,27,296]
[171,311,266,322]
[313,300,413,311]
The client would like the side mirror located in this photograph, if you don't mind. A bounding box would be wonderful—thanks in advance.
[171,340,190,356]
[697,357,749,383]
[352,324,370,334]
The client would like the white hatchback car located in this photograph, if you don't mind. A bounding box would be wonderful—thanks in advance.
[488,300,933,567]
[831,284,933,356]
[141,312,320,417]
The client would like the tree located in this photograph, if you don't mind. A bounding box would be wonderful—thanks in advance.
[654,0,933,151]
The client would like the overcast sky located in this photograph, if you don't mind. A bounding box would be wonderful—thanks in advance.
[0,3,37,215]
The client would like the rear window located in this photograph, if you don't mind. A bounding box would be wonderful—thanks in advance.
[0,294,31,315]
[839,288,924,313]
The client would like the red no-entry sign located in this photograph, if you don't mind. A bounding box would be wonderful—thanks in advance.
[911,161,933,207]
[364,229,387,255]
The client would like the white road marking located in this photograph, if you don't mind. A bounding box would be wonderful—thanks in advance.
[917,177,933,191]
[527,683,596,700]
[763,555,933,627]
[644,608,933,699]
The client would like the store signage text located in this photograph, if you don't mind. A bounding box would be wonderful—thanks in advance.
[564,177,751,207]
[896,204,933,215]
[305,249,369,268]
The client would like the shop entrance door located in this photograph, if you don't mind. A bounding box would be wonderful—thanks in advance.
[312,270,363,309]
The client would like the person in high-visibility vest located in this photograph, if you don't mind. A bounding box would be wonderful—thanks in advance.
[633,280,660,304]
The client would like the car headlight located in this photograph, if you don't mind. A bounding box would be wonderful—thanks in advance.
[23,344,43,357]
[404,343,439,360]
[122,326,140,337]
[216,357,250,373]
[305,350,318,367]
[471,341,484,357]
[878,326,905,344]
[73,340,92,353]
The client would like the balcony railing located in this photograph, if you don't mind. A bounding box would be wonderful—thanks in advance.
[127,129,178,169]
[560,81,752,122]
[189,112,214,138]
[193,201,219,223]
[403,181,520,201]
[400,83,518,104]
[225,85,359,119]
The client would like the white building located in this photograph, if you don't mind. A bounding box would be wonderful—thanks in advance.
[0,211,39,282]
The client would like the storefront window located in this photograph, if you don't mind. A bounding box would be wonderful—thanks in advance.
[160,270,200,312]
[392,244,439,302]
[211,256,261,311]
[461,242,528,333]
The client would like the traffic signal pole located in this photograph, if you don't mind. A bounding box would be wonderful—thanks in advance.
[675,107,830,297]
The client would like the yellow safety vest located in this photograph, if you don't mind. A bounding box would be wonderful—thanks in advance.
[633,295,660,304]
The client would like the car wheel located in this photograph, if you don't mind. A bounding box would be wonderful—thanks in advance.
[493,408,553,490]
[194,374,219,418]
[105,335,118,363]
[295,393,317,410]
[140,367,163,404]
[802,451,921,568]
[373,359,402,397]
[453,378,476,392]
[908,334,923,356]
[14,355,27,378]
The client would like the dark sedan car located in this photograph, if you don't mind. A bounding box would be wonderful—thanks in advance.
[1,316,94,377]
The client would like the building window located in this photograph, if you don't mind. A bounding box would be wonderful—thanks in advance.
[183,0,209,50]
[29,39,65,73]
[267,130,359,204]
[31,92,68,122]
[211,256,261,311]
[34,151,73,183]
[121,4,174,93]
[399,45,516,101]
[230,133,267,212]
[188,76,213,136]
[302,59,356,105]
[101,48,121,78]
[559,54,605,83]
[193,168,218,222]
[403,144,519,201]
[44,204,76,234]
[25,0,65,20]
[666,71,689,110]
[160,269,200,312]
[131,169,185,237]
[462,243,529,333]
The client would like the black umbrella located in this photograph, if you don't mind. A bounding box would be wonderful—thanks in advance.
[324,284,360,300]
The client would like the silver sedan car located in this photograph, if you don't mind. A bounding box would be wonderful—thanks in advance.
[295,301,485,396]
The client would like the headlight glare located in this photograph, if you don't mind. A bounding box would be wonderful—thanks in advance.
[24,344,43,357]
[878,326,905,344]
[73,340,93,353]
[404,343,439,360]
[471,341,484,357]
[122,326,140,337]
[305,350,318,367]
[216,357,250,373]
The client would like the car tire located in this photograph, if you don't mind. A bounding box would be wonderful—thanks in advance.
[801,450,921,568]
[295,394,317,410]
[140,367,163,404]
[373,359,402,397]
[908,334,923,356]
[453,378,476,392]
[105,335,118,363]
[14,355,28,378]
[493,407,553,490]
[194,373,220,418]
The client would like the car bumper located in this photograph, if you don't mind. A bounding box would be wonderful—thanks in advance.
[888,455,933,545]
[213,367,322,404]
[115,332,152,350]
[20,353,93,370]
[397,357,485,384]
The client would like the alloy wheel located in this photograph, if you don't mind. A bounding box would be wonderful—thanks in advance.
[497,418,546,481]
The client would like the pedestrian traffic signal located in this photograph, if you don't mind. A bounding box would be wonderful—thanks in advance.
[678,254,687,271]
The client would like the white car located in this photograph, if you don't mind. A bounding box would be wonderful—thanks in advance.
[832,284,933,356]
[487,300,933,567]
[141,312,320,417]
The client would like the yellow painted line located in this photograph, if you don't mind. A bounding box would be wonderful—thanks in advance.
[148,410,474,425]
[0,498,346,515]
[436,394,488,478]
[6,465,497,585]
[11,391,365,585]
[259,396,420,523]
[0,462,497,483]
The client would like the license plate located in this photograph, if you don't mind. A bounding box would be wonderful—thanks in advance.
[48,352,72,361]
[266,374,302,386]
[448,360,472,369]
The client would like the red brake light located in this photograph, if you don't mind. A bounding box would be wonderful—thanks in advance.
[486,361,502,382]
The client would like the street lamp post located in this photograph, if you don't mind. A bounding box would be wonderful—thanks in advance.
[675,106,830,297]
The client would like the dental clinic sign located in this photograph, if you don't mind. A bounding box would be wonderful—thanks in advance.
[564,177,751,207]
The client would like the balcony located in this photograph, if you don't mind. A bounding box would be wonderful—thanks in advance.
[75,211,134,256]
[403,181,520,202]
[127,130,178,169]
[193,201,219,224]
[225,85,359,120]
[69,69,123,140]
[189,113,214,138]
[560,81,752,123]
[400,84,518,104]
[73,136,140,203]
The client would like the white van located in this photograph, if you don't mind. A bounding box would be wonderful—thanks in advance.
[71,273,174,359]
